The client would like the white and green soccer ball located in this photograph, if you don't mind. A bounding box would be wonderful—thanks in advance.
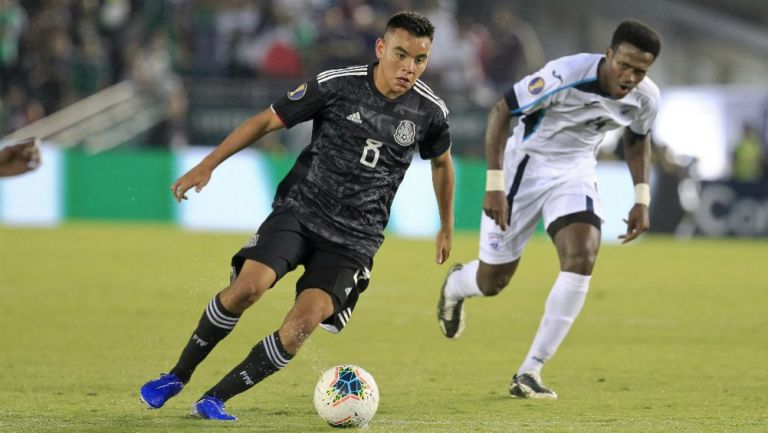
[313,364,379,428]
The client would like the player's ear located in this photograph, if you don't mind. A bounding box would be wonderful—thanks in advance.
[605,46,615,59]
[375,37,385,60]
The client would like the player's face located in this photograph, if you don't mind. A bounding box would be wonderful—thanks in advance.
[601,42,655,99]
[374,28,431,99]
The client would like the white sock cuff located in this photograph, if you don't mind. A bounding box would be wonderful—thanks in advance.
[557,271,591,293]
[460,260,481,294]
[445,259,482,300]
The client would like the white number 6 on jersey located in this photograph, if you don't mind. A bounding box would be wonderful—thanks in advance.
[360,138,383,168]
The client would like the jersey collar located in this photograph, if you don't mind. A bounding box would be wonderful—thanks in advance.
[576,57,612,98]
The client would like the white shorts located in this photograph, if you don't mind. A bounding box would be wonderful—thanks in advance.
[479,151,604,264]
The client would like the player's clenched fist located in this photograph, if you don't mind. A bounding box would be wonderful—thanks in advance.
[0,137,41,177]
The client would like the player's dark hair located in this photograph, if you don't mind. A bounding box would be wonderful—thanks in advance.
[385,11,435,41]
[611,20,661,58]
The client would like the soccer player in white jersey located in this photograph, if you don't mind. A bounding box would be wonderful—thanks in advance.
[437,20,661,399]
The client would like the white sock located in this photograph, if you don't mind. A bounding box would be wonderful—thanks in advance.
[444,260,483,301]
[518,271,591,375]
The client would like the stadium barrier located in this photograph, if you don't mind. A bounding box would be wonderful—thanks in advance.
[0,145,487,236]
[1,145,647,241]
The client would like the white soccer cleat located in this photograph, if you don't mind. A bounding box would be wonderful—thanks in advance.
[509,372,558,399]
[437,264,466,339]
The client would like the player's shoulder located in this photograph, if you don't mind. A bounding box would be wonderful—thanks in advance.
[545,53,601,82]
[634,76,661,104]
[315,65,369,84]
[412,79,449,119]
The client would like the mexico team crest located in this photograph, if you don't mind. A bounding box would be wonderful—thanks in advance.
[394,120,416,146]
[287,83,307,100]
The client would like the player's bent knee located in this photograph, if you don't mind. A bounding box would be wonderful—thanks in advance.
[477,274,511,296]
[560,252,597,275]
[477,260,518,296]
[283,289,333,336]
[229,259,277,304]
[232,279,270,304]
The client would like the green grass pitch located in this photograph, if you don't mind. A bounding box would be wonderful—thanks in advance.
[1,224,766,432]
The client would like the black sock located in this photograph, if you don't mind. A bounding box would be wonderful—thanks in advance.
[170,294,241,383]
[203,331,293,402]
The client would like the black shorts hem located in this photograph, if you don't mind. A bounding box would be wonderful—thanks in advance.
[231,250,291,286]
[546,211,602,239]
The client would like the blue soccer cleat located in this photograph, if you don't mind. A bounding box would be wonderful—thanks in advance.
[191,396,237,421]
[140,373,184,409]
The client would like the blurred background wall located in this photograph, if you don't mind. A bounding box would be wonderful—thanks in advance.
[2,0,767,239]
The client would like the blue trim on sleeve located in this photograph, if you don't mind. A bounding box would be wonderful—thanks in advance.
[504,87,520,114]
[522,109,546,142]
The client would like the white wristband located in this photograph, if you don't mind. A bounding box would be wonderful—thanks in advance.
[634,183,651,206]
[486,170,505,191]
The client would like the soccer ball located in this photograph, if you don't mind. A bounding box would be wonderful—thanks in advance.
[313,364,379,428]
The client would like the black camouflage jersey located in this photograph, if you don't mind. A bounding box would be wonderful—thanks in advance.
[270,63,451,259]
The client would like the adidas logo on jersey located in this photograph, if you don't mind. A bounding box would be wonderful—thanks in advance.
[346,112,362,124]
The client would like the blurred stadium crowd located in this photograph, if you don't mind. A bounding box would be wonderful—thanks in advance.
[0,0,545,148]
[1,0,767,183]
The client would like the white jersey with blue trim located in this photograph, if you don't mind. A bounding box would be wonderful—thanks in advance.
[503,53,660,166]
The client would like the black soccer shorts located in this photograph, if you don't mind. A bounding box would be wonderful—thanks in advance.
[230,210,372,333]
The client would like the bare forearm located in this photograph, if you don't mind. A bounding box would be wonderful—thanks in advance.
[432,153,455,229]
[485,99,512,170]
[623,131,651,184]
[200,109,283,170]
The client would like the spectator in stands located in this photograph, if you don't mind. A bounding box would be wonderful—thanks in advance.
[97,0,133,83]
[483,5,544,90]
[0,0,27,94]
[1,83,43,135]
[131,30,189,147]
[314,6,369,70]
[731,122,765,184]
[70,26,112,99]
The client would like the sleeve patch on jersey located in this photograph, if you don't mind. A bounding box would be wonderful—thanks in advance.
[394,120,416,146]
[287,83,308,100]
[528,77,545,95]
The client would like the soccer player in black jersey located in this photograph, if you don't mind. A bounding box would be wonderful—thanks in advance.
[140,11,455,421]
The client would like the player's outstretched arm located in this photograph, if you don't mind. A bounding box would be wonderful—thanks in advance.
[171,108,285,202]
[619,128,651,244]
[431,150,454,264]
[0,137,41,177]
[482,98,512,230]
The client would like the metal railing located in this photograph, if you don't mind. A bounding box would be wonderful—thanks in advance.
[2,80,165,153]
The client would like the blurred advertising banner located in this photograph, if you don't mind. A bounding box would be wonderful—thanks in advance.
[695,181,768,237]
[653,86,768,181]
[0,146,487,238]
[2,146,641,242]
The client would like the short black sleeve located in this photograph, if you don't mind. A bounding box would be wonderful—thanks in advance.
[271,79,326,129]
[418,114,451,159]
[503,86,521,116]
